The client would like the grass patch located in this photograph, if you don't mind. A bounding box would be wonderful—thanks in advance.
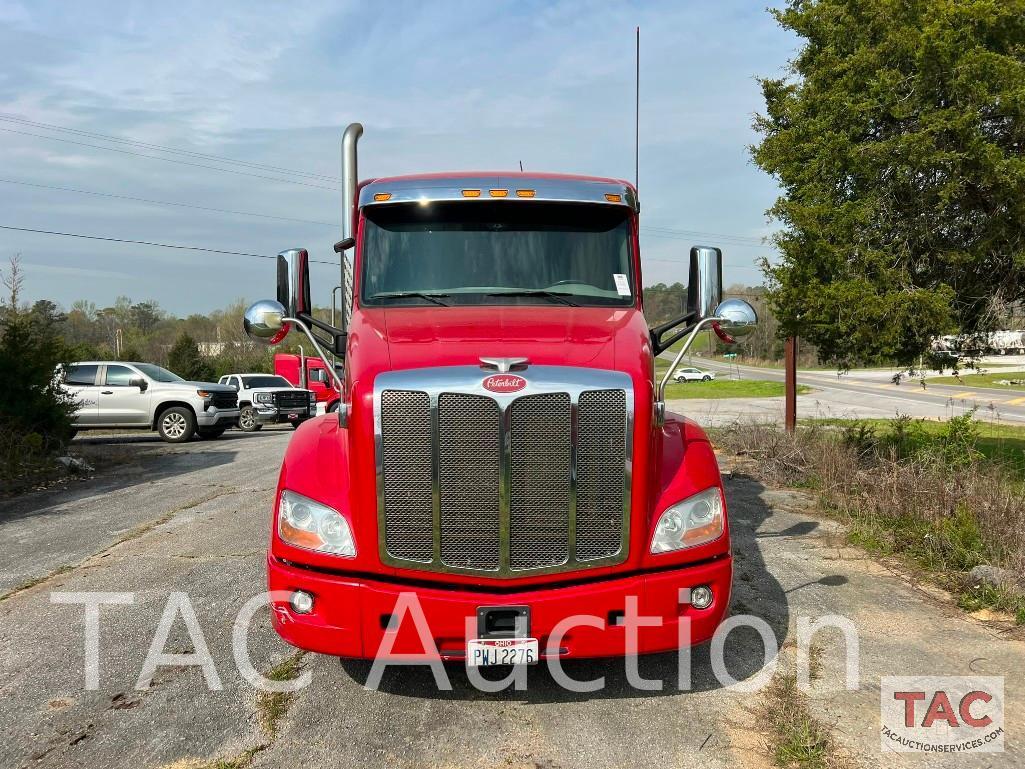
[258,652,305,738]
[665,379,812,399]
[925,372,1025,390]
[716,415,1025,624]
[763,671,848,769]
[805,417,1025,479]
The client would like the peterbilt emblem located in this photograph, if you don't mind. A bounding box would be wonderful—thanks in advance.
[482,375,527,393]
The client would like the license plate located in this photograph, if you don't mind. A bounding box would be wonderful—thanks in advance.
[467,638,538,666]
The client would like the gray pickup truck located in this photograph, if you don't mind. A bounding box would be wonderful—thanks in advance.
[61,361,240,443]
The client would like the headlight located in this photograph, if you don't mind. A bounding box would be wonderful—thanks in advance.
[650,487,724,553]
[278,490,356,557]
[255,392,273,404]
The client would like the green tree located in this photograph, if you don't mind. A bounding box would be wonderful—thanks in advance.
[752,0,1025,366]
[167,332,214,382]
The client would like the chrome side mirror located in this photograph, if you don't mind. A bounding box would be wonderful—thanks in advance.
[712,298,758,343]
[277,248,311,319]
[243,299,290,345]
[687,246,722,320]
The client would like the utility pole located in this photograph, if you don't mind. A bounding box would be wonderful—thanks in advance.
[785,336,797,432]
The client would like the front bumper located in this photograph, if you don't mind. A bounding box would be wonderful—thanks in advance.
[196,407,239,427]
[253,405,313,424]
[267,554,732,659]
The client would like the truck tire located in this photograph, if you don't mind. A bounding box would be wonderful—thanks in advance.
[326,401,339,413]
[238,405,262,432]
[196,426,227,439]
[157,406,195,443]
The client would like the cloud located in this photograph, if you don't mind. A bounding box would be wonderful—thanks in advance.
[0,0,794,312]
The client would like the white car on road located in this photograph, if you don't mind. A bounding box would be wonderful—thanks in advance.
[672,367,716,383]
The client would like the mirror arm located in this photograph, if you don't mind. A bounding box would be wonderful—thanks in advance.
[654,315,723,426]
[283,316,347,426]
[297,312,347,358]
[649,310,697,355]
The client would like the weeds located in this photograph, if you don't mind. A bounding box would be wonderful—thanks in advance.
[763,670,848,769]
[716,415,1025,623]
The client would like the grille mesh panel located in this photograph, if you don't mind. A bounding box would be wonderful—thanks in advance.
[509,393,571,569]
[439,394,501,569]
[576,390,627,560]
[379,380,628,574]
[381,390,433,562]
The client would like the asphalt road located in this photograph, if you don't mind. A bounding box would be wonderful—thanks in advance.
[0,427,1022,768]
[664,355,1025,426]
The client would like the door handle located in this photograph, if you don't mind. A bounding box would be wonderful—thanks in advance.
[101,390,113,395]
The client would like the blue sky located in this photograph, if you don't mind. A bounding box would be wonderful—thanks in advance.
[0,0,796,315]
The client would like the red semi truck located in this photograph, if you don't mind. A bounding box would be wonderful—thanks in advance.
[243,123,757,665]
[273,352,341,413]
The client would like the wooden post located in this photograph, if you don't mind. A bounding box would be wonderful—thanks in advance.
[785,336,797,432]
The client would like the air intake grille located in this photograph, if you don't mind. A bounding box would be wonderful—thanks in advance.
[439,394,501,569]
[380,390,433,562]
[576,390,628,560]
[378,375,629,575]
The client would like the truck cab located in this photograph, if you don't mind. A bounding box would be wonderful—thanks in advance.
[242,124,756,665]
[272,353,341,413]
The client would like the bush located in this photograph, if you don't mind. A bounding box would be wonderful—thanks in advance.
[0,305,77,492]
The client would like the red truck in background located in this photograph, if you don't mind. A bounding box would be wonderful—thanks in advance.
[273,352,341,413]
[242,123,758,667]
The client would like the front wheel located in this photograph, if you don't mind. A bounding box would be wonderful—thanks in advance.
[238,406,262,432]
[702,375,712,381]
[326,401,339,413]
[157,406,195,443]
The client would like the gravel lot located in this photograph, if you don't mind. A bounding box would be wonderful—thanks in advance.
[0,425,1021,768]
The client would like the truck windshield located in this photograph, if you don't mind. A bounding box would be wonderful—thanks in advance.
[360,201,634,307]
[242,376,292,389]
[134,364,184,383]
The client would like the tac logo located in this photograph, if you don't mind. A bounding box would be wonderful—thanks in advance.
[880,676,1004,753]
[482,375,527,393]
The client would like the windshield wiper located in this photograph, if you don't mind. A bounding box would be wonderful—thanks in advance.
[484,289,579,307]
[369,291,451,307]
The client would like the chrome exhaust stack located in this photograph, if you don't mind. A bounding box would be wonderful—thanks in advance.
[340,122,363,331]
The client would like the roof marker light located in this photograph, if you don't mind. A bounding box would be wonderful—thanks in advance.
[489,189,509,198]
[604,193,622,203]
[373,192,392,202]
[515,189,536,198]
[461,189,481,198]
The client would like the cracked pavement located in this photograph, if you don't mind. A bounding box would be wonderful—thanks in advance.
[0,426,1021,768]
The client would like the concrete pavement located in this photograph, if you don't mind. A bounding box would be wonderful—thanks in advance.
[0,425,1022,768]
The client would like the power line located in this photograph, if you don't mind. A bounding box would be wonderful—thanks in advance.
[0,177,337,227]
[0,127,338,191]
[643,226,766,245]
[0,114,338,183]
[0,224,337,265]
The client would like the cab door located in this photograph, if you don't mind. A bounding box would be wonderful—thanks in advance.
[97,364,151,425]
[64,364,101,425]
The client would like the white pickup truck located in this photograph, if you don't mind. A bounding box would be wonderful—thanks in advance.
[218,373,316,431]
[62,361,239,442]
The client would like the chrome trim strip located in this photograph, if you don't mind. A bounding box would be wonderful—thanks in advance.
[374,365,634,578]
[359,175,638,211]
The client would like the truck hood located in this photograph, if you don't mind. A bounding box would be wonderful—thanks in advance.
[355,305,644,371]
[182,381,236,392]
[243,386,310,395]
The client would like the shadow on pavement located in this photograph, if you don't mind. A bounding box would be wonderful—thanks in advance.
[335,476,843,702]
[0,429,288,524]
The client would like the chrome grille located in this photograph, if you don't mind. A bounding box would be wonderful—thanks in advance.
[576,390,627,560]
[439,394,501,569]
[509,393,571,569]
[380,390,433,562]
[376,366,631,576]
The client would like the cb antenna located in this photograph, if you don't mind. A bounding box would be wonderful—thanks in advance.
[635,26,640,190]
